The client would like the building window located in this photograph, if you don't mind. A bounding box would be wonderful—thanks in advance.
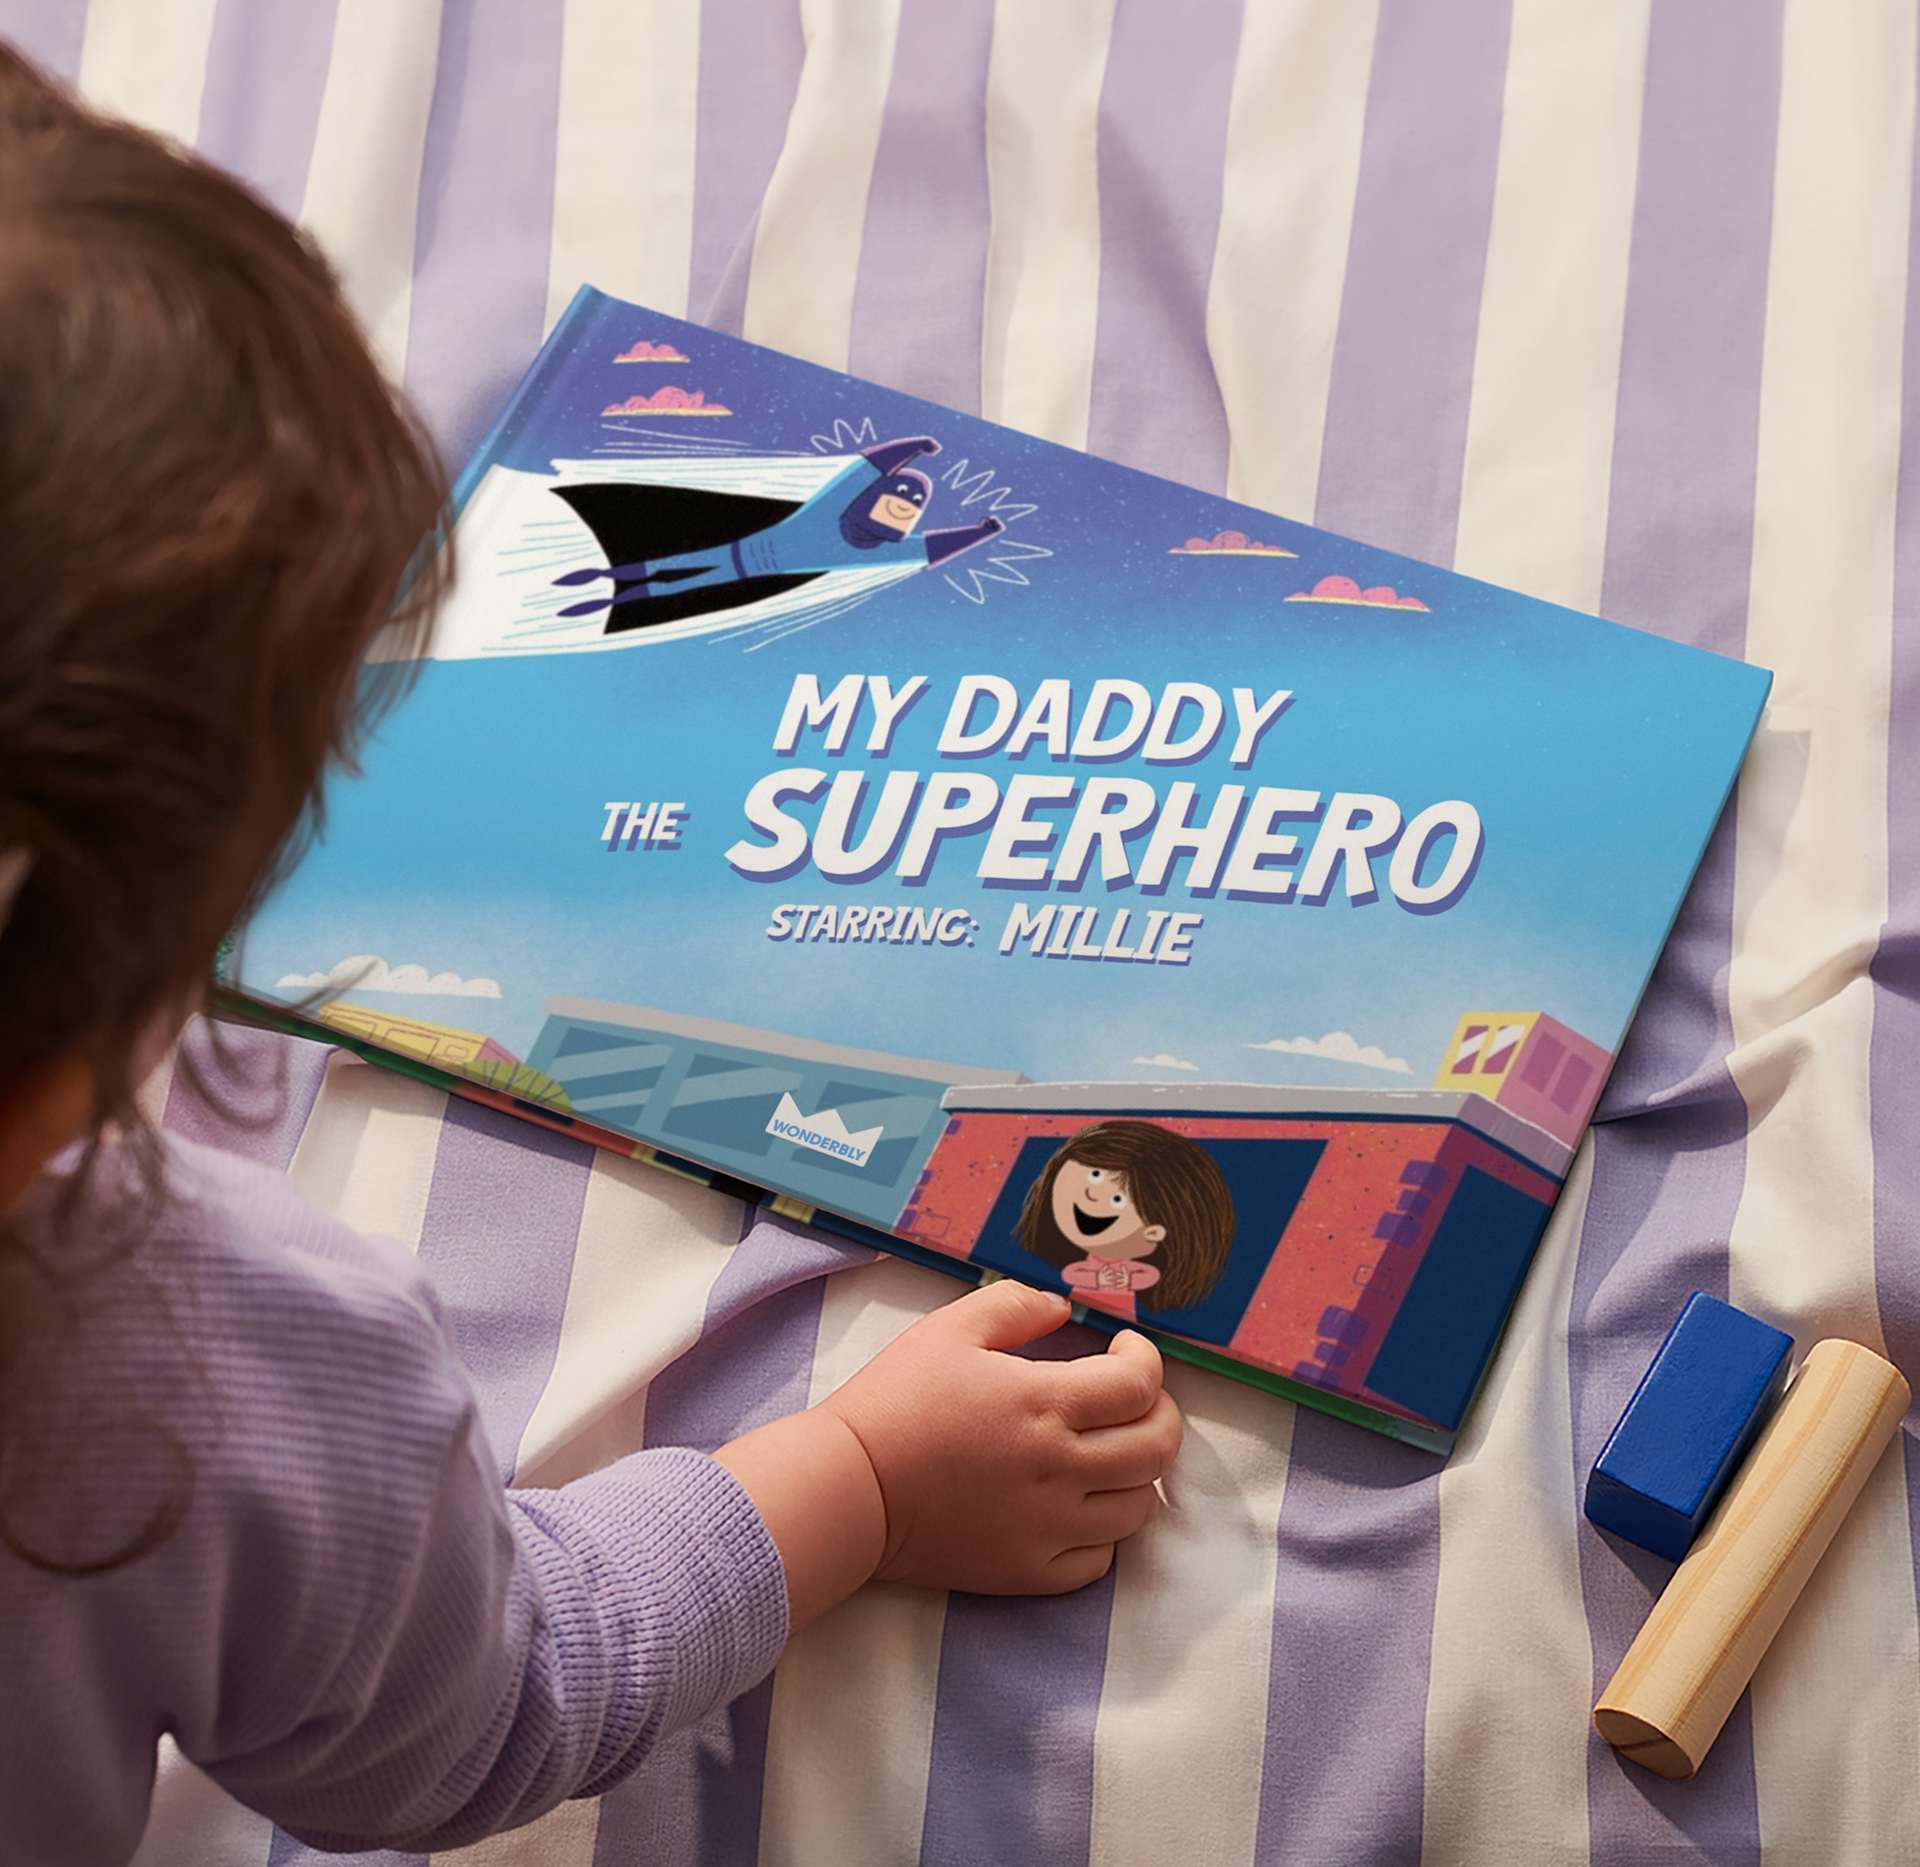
[1519,1032,1565,1091]
[1481,1023,1527,1075]
[1552,1054,1595,1114]
[1451,1025,1489,1074]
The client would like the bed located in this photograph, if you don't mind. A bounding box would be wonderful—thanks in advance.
[9,2,1914,1862]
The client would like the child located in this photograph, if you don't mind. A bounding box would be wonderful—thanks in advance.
[0,48,1181,1864]
[1016,1120,1236,1321]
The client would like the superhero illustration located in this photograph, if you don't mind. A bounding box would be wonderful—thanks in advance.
[430,437,1013,658]
[550,436,1003,629]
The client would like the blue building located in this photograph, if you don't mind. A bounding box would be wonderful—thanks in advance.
[524,996,1020,1227]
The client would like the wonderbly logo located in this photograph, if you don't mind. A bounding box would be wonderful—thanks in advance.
[765,1092,884,1168]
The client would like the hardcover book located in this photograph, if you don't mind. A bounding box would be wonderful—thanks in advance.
[228,287,1770,1452]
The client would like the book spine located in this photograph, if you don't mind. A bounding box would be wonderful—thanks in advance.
[791,1199,1452,1455]
[212,990,1451,1450]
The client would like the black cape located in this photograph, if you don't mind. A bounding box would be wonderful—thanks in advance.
[551,482,821,635]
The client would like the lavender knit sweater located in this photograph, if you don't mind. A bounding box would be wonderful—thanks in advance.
[0,1134,790,1864]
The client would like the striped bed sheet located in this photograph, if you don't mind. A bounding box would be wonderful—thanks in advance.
[7,0,1909,1861]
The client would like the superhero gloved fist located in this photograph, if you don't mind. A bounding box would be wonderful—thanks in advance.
[863,435,941,475]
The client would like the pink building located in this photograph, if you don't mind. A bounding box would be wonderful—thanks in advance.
[1434,1011,1611,1148]
[895,1010,1613,1436]
[899,1080,1569,1435]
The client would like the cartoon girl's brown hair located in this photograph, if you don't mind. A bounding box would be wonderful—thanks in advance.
[1014,1120,1235,1312]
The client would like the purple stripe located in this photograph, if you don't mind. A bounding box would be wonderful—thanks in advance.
[402,0,565,471]
[1249,19,1515,1854]
[689,0,804,330]
[1872,1,1920,1735]
[412,1097,593,1477]
[846,0,992,411]
[919,1574,1115,1866]
[1312,0,1510,565]
[1253,1421,1439,1862]
[194,0,337,216]
[1083,0,1241,488]
[1,1,86,81]
[591,1216,869,1867]
[641,1213,869,1456]
[699,204,765,339]
[917,1316,1115,1865]
[161,1023,330,1173]
[1569,5,1783,1860]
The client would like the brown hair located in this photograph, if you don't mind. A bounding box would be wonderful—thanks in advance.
[0,46,450,1569]
[1014,1120,1235,1312]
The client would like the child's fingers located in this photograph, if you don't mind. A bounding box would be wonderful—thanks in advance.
[1079,1482,1161,1543]
[939,1278,1071,1350]
[1106,1327,1162,1379]
[1050,1331,1163,1428]
[1043,1543,1117,1593]
[1075,1390,1184,1487]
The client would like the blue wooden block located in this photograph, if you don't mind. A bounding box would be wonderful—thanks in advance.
[1584,1292,1793,1562]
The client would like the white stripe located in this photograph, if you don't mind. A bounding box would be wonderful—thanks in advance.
[1424,24,1642,1833]
[134,1047,178,1135]
[284,1052,447,1251]
[1423,1143,1594,1865]
[428,1790,601,1867]
[511,1150,746,1487]
[740,0,900,372]
[298,0,445,381]
[979,0,1115,449]
[1208,0,1379,519]
[757,1256,950,1867]
[1087,1359,1294,1864]
[1725,3,1919,1859]
[545,0,701,330]
[1453,1,1648,606]
[75,0,217,147]
[128,1739,273,1867]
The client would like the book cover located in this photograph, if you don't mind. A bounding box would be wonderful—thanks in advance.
[230,286,1770,1452]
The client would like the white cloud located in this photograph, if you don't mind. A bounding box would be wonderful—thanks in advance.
[1131,1051,1199,1073]
[275,954,502,1000]
[1246,1031,1412,1076]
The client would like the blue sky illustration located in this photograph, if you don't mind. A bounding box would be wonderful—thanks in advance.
[241,290,1770,1085]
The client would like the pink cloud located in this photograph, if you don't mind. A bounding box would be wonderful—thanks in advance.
[601,385,732,416]
[1284,573,1428,611]
[1169,528,1296,557]
[614,339,688,363]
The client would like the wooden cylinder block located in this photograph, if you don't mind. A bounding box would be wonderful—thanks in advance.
[1594,1338,1910,1780]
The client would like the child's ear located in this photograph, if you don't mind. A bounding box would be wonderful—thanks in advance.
[1143,1224,1167,1246]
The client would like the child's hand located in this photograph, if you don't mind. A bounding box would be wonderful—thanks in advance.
[821,1280,1181,1596]
[715,1280,1181,1628]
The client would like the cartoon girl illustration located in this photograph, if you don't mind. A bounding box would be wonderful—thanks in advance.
[1014,1121,1235,1322]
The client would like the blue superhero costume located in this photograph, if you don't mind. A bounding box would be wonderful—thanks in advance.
[550,437,1003,633]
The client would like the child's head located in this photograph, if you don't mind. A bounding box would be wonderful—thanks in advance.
[0,47,449,1175]
[1014,1121,1235,1313]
